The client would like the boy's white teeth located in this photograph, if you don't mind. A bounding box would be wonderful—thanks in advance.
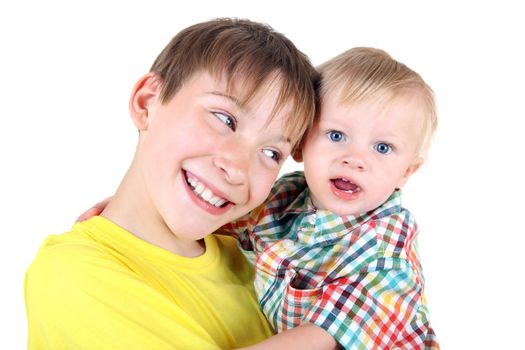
[187,176,227,207]
[195,183,205,194]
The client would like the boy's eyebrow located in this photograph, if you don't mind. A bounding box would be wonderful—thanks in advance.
[271,135,292,144]
[208,91,243,108]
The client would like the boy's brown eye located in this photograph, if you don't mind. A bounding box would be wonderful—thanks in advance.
[213,112,237,131]
[262,149,282,163]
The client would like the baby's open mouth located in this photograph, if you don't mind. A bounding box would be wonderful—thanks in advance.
[331,178,361,194]
[185,172,229,207]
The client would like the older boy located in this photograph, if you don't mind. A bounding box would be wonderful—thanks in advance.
[25,18,317,349]
[227,47,440,349]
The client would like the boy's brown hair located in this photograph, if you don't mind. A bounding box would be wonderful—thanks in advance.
[150,18,318,149]
[318,47,437,157]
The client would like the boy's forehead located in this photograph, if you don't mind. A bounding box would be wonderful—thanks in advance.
[182,70,273,107]
[193,70,291,121]
[214,70,285,106]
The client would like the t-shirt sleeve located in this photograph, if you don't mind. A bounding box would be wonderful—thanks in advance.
[25,242,221,350]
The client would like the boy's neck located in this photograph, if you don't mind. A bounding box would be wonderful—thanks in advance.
[101,165,206,258]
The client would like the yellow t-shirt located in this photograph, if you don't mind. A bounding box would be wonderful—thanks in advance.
[25,216,273,349]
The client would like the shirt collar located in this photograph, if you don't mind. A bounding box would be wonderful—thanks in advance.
[277,188,403,239]
[275,186,315,218]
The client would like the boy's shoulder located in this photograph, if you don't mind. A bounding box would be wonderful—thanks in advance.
[27,218,129,280]
[32,224,97,258]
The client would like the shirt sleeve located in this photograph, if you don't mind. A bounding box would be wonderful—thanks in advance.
[25,243,221,350]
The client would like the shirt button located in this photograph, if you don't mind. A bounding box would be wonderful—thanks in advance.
[308,214,316,225]
[282,240,294,248]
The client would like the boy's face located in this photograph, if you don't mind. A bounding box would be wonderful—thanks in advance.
[134,72,294,241]
[302,91,424,216]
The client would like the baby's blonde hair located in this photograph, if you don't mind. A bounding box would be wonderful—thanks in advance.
[317,47,437,157]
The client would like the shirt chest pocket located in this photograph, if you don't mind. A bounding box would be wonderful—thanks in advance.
[278,269,323,332]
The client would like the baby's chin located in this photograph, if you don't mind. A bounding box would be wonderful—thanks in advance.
[311,194,383,217]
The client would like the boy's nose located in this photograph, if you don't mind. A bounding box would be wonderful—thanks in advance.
[213,149,249,186]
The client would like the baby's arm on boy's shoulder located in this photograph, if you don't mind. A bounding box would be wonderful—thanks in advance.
[76,197,111,222]
[237,323,338,350]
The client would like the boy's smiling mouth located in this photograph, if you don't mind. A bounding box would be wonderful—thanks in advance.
[184,170,230,208]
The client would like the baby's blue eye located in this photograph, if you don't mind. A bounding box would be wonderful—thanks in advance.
[374,142,392,154]
[213,112,236,131]
[327,130,345,142]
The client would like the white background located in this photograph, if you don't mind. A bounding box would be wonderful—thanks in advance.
[1,1,524,348]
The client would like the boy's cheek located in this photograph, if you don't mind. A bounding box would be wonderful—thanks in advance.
[252,175,277,204]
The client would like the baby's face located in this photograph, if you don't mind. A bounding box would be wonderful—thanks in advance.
[302,92,425,216]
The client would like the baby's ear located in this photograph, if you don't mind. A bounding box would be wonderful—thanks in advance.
[396,156,424,189]
[129,73,161,131]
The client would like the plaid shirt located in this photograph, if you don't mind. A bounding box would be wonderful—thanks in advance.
[223,171,439,349]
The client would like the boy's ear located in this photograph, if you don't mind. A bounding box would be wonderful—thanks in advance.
[396,156,424,189]
[291,147,303,163]
[129,73,161,131]
[291,136,306,162]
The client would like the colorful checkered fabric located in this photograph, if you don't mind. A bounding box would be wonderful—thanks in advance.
[223,171,439,349]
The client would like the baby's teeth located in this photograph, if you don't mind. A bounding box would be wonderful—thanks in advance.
[215,199,226,207]
[209,196,220,205]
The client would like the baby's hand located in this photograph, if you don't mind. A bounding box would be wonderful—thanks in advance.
[76,197,111,222]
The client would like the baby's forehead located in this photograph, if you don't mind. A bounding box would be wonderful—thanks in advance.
[334,88,426,118]
[324,91,427,131]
